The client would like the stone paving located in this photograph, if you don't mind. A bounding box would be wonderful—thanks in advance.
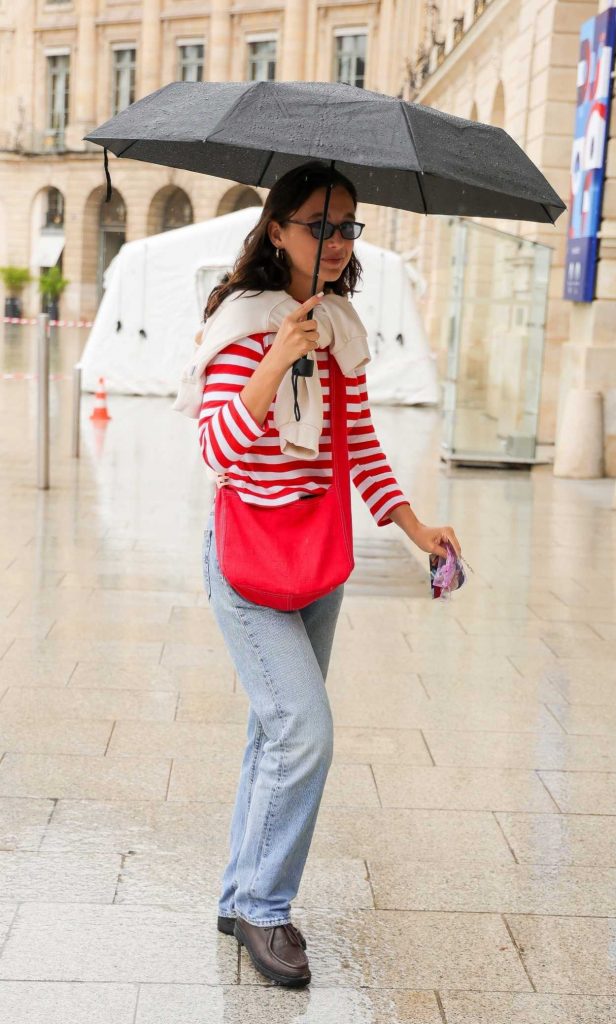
[1,352,616,1022]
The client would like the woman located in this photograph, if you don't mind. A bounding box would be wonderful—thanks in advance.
[198,161,461,987]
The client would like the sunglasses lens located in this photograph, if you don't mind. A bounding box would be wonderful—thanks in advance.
[310,222,334,239]
[309,221,361,239]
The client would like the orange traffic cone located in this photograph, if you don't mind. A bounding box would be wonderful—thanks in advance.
[90,376,111,422]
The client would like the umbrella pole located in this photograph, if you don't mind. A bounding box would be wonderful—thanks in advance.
[292,158,336,365]
[290,159,336,422]
[308,160,336,304]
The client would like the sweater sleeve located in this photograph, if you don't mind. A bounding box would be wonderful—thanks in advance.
[198,338,269,473]
[348,368,411,527]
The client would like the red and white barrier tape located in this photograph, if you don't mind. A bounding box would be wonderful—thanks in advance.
[2,317,93,327]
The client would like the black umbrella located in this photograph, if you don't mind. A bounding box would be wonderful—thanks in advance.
[85,80,566,389]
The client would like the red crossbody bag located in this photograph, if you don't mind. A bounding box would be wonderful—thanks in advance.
[214,346,354,611]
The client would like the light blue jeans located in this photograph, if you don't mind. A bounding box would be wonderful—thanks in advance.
[202,503,345,927]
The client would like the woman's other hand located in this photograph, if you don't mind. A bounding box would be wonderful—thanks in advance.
[411,523,461,559]
[216,473,230,488]
[371,506,462,561]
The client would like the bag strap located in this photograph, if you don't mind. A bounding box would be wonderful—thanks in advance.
[328,347,349,481]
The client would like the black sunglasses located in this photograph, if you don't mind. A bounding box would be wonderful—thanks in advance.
[285,218,365,240]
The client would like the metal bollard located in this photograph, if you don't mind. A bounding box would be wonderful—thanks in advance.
[37,313,50,489]
[72,362,82,458]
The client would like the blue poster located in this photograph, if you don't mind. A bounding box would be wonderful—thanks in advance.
[563,9,616,302]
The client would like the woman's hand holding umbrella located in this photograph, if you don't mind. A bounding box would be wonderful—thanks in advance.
[266,292,324,374]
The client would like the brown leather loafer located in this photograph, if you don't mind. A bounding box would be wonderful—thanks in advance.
[218,913,307,948]
[234,917,311,987]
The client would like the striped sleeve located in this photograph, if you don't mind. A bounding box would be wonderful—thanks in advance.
[348,369,411,527]
[198,338,268,473]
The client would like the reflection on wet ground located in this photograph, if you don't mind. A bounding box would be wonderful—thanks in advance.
[0,322,616,1021]
[0,322,86,376]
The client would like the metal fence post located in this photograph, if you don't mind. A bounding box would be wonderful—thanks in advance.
[72,362,82,458]
[37,313,50,489]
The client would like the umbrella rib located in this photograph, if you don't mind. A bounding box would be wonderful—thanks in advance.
[206,81,259,143]
[116,141,137,158]
[400,102,427,215]
[256,151,275,187]
[540,203,555,225]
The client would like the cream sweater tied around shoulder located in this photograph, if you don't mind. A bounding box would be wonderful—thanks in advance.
[171,289,372,463]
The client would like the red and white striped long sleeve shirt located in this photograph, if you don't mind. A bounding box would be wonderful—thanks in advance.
[198,334,411,527]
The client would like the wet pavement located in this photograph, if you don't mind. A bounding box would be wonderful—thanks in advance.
[1,324,616,1021]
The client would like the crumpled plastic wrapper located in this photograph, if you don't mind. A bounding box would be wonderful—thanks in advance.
[429,539,473,600]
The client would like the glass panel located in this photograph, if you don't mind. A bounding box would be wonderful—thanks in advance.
[45,187,64,228]
[98,229,124,300]
[442,217,553,463]
[334,34,366,88]
[46,54,70,142]
[178,43,204,82]
[247,39,276,81]
[112,48,136,114]
[99,191,126,229]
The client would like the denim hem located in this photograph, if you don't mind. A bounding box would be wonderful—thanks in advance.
[218,912,237,919]
[236,912,292,928]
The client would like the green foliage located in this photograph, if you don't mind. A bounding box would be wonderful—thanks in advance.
[0,266,33,295]
[38,265,70,300]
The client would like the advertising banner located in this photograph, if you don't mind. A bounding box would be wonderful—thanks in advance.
[564,8,616,302]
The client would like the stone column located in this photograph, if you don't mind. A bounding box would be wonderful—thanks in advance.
[139,0,162,99]
[375,0,395,94]
[279,0,307,81]
[208,0,232,82]
[67,0,97,148]
[11,0,35,150]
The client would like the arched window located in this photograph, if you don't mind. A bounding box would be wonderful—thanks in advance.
[31,186,66,271]
[162,188,193,231]
[100,191,126,231]
[216,185,262,216]
[99,190,126,297]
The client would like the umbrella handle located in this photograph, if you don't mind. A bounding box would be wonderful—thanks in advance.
[293,356,314,377]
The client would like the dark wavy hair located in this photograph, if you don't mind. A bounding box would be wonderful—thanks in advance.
[202,161,363,322]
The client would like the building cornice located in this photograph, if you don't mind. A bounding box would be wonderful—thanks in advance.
[230,4,285,12]
[94,17,142,27]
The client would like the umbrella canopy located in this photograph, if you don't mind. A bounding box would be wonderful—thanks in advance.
[85,80,566,225]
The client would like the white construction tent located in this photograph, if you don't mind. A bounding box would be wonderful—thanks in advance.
[80,206,439,406]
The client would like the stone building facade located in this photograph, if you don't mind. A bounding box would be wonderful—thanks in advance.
[0,0,613,447]
[408,0,615,452]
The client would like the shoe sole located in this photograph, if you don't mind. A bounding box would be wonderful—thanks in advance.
[233,920,311,987]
